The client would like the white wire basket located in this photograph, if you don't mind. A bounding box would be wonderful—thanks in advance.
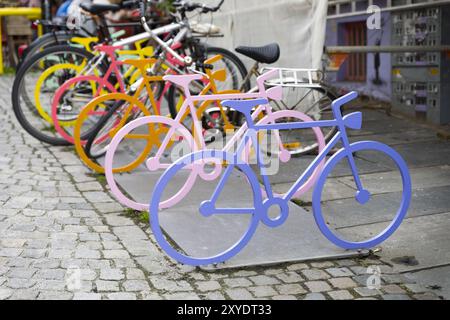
[261,67,324,88]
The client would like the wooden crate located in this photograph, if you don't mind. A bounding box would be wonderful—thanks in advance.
[5,16,33,36]
[0,0,20,8]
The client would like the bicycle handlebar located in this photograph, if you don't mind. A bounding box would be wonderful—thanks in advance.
[173,0,224,13]
[207,0,225,12]
[139,0,161,17]
[139,0,146,17]
[140,0,223,23]
[138,0,224,66]
[121,0,141,9]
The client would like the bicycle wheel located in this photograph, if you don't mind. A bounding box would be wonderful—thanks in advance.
[12,45,103,145]
[51,75,116,144]
[169,89,242,146]
[74,94,153,173]
[83,99,132,161]
[166,47,249,119]
[150,150,261,266]
[83,88,158,161]
[270,85,338,156]
[104,116,198,211]
[204,47,250,92]
[312,141,411,249]
[17,31,87,70]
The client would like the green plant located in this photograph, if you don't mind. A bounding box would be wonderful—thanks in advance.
[156,0,175,13]
[2,66,15,75]
[124,208,136,216]
[91,173,106,185]
[292,199,313,207]
[41,126,57,134]
[138,211,150,223]
[124,208,149,224]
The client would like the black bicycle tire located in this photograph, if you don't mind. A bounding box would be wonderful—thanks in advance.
[84,99,126,160]
[312,85,339,144]
[12,45,104,146]
[166,46,250,120]
[17,31,87,72]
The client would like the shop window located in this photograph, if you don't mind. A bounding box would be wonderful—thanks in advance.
[344,21,367,82]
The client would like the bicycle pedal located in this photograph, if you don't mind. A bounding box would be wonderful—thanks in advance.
[204,130,222,144]
[282,142,302,150]
[60,104,73,112]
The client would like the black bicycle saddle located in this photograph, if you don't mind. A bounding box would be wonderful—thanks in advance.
[235,43,280,64]
[80,2,121,15]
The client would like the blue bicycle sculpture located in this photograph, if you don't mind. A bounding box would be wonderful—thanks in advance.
[150,91,412,266]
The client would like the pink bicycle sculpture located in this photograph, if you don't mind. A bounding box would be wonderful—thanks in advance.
[104,69,326,211]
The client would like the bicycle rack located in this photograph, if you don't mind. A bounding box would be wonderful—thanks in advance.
[105,164,369,270]
[261,67,324,88]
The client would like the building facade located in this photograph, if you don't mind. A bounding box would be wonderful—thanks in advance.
[325,0,450,125]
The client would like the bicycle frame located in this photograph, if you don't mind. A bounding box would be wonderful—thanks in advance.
[52,32,182,129]
[104,70,327,211]
[72,54,232,174]
[205,91,367,215]
[146,70,283,171]
[124,42,194,115]
[116,21,190,65]
[95,46,127,93]
[68,19,186,81]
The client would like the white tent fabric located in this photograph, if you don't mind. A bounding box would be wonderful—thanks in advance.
[198,0,329,69]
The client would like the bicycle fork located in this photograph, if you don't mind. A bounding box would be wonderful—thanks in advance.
[339,127,371,205]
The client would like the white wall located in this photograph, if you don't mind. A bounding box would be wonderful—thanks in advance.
[197,0,328,69]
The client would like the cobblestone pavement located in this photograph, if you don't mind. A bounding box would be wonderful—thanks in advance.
[0,77,443,300]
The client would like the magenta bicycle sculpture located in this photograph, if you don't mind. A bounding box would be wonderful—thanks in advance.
[50,42,188,145]
[149,91,412,266]
[51,44,129,144]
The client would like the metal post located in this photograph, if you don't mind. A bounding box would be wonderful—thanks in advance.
[0,19,3,74]
[0,8,42,74]
[42,0,51,33]
[326,45,450,53]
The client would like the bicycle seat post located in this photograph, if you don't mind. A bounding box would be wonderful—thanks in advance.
[163,74,203,99]
[221,99,269,129]
[163,74,205,138]
[332,92,359,147]
[94,45,123,63]
[332,91,357,119]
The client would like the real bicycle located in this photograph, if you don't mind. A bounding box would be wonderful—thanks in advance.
[12,0,246,146]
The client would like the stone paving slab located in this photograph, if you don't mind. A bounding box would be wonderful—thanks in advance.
[338,165,450,195]
[252,155,394,185]
[349,129,437,146]
[359,140,450,169]
[319,185,450,228]
[112,168,366,269]
[278,167,450,206]
[0,76,445,300]
[273,177,356,203]
[355,110,392,122]
[337,212,450,273]
[405,266,450,300]
[348,117,429,137]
